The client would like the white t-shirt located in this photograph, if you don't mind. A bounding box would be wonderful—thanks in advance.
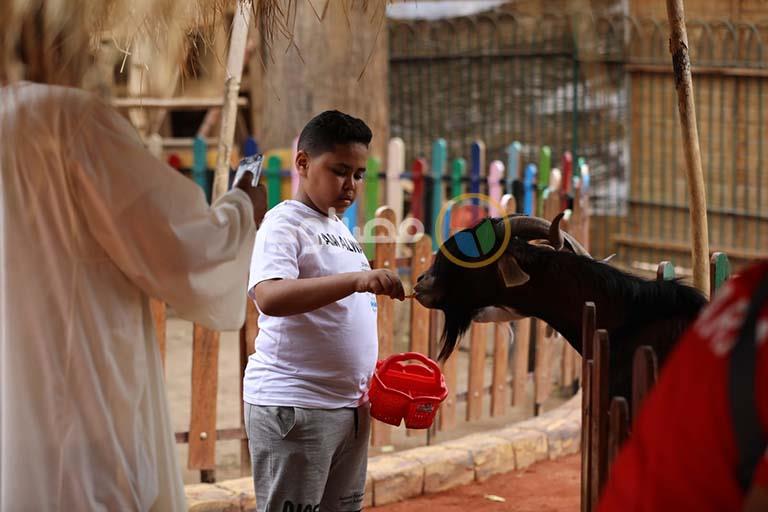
[243,200,379,409]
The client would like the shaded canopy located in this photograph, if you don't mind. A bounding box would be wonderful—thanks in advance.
[0,0,388,88]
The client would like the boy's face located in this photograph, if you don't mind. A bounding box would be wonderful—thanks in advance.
[296,143,369,215]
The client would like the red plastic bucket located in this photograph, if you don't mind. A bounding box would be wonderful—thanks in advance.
[368,352,448,429]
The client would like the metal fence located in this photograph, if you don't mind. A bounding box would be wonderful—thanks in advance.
[389,12,768,274]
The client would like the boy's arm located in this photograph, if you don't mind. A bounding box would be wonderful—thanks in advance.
[255,269,404,317]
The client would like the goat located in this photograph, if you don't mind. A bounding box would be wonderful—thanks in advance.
[413,214,707,403]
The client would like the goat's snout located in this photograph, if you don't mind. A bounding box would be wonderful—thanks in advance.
[413,274,440,308]
[413,275,432,294]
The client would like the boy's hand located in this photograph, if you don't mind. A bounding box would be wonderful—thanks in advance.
[355,269,405,300]
[237,181,268,227]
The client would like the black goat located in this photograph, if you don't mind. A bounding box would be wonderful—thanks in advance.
[414,214,707,402]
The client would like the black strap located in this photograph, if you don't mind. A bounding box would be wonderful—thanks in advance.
[730,271,768,491]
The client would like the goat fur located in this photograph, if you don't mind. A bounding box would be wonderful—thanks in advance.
[423,219,707,402]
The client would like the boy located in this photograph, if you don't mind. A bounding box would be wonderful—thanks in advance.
[244,110,405,511]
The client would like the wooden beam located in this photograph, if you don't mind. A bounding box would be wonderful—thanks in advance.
[613,235,763,262]
[627,63,768,79]
[213,0,253,200]
[111,97,248,110]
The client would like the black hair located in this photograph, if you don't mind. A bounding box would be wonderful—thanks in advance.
[297,110,372,156]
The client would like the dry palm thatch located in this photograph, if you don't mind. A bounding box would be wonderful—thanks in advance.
[1,0,391,89]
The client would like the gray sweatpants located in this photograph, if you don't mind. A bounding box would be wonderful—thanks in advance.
[244,403,370,512]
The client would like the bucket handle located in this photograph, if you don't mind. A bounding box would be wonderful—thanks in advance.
[378,352,443,386]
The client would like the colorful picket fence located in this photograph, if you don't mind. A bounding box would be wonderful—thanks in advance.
[163,135,591,255]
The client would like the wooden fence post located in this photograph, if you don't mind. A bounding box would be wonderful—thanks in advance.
[467,322,488,421]
[488,160,505,217]
[451,158,465,199]
[364,157,382,259]
[632,346,658,422]
[188,324,220,482]
[537,146,551,217]
[409,235,432,356]
[562,335,576,393]
[657,260,676,281]
[437,311,457,432]
[408,234,433,439]
[512,318,532,406]
[533,320,553,416]
[581,302,597,512]
[591,329,611,509]
[387,138,405,224]
[445,158,466,242]
[710,252,731,297]
[491,322,511,417]
[608,397,629,471]
[523,164,537,216]
[371,206,396,447]
[561,151,573,211]
[470,141,485,223]
[431,139,447,249]
[192,136,208,200]
[411,158,427,225]
[506,141,522,195]
[265,155,282,209]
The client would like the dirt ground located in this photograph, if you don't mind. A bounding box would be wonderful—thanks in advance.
[371,455,581,512]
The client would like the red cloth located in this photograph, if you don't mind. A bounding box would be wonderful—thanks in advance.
[598,262,768,512]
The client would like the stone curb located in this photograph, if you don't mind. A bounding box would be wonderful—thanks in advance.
[184,392,582,511]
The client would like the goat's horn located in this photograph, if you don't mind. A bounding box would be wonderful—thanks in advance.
[500,214,591,258]
[548,212,565,251]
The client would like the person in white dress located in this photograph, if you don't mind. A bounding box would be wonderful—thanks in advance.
[0,17,267,510]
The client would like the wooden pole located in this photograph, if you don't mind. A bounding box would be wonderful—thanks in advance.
[666,0,710,296]
[213,0,253,201]
[191,2,252,483]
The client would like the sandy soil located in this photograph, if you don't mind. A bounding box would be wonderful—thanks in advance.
[370,455,581,512]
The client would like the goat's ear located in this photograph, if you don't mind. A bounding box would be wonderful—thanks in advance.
[497,254,530,288]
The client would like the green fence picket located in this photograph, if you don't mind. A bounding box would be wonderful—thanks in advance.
[266,155,282,209]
